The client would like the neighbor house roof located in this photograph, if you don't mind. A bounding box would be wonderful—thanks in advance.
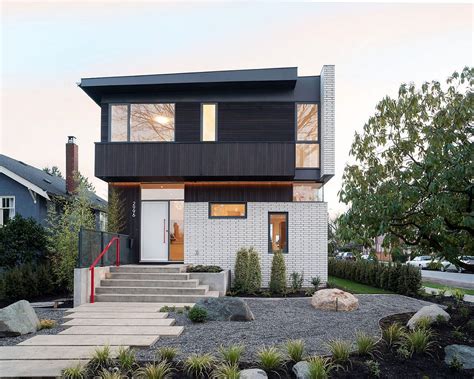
[79,67,298,105]
[0,154,106,209]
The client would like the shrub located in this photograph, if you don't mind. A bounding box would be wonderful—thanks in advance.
[365,360,381,378]
[234,248,249,291]
[451,288,465,303]
[211,363,240,379]
[117,346,136,372]
[61,363,88,379]
[435,314,447,324]
[98,369,122,379]
[290,272,304,292]
[269,250,286,295]
[284,339,305,362]
[437,287,448,297]
[159,306,175,312]
[184,353,215,378]
[257,346,284,372]
[188,306,207,323]
[38,319,57,330]
[396,345,411,359]
[459,306,470,318]
[307,356,338,379]
[90,345,112,370]
[218,344,245,365]
[449,355,464,371]
[427,261,442,271]
[311,276,321,290]
[328,259,421,296]
[247,247,262,293]
[187,265,223,273]
[156,346,179,362]
[382,323,405,348]
[137,361,173,379]
[414,316,432,330]
[327,339,351,364]
[355,332,377,357]
[403,328,436,356]
[452,326,465,340]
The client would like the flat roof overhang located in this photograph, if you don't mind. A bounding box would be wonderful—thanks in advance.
[79,67,298,105]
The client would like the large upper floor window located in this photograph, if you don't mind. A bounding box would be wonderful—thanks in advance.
[201,103,217,141]
[293,183,322,201]
[0,196,15,226]
[296,103,319,168]
[109,103,175,142]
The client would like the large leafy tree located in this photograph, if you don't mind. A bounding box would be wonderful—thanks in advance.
[339,68,473,270]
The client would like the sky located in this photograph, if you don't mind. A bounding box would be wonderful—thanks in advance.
[0,1,472,217]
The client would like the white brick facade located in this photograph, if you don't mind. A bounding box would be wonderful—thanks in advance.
[320,65,335,178]
[184,202,328,287]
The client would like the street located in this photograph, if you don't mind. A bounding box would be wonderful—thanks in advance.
[422,269,474,289]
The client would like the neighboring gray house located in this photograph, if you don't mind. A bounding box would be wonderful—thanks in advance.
[0,138,107,228]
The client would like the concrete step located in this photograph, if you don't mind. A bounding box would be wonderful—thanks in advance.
[110,265,187,274]
[95,285,209,295]
[19,334,159,347]
[95,292,220,303]
[62,318,175,326]
[60,325,184,337]
[67,305,164,313]
[0,360,89,378]
[100,279,200,288]
[0,346,123,360]
[64,312,169,319]
[107,272,191,280]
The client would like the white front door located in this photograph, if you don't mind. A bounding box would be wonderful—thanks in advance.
[141,201,169,262]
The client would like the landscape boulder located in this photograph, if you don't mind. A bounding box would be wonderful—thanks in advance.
[240,369,268,379]
[444,344,474,369]
[406,304,450,330]
[0,300,40,337]
[311,289,359,311]
[292,361,310,378]
[195,297,255,321]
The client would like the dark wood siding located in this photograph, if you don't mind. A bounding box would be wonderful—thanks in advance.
[218,103,295,142]
[185,183,292,202]
[95,142,295,180]
[175,103,201,142]
[101,104,109,142]
[109,184,140,263]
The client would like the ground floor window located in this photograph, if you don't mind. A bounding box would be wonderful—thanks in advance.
[209,203,247,218]
[268,212,288,253]
[0,196,15,226]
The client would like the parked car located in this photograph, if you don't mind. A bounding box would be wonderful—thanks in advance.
[406,256,434,269]
[440,256,474,272]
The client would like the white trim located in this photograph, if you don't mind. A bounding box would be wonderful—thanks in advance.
[0,166,50,200]
[0,196,15,225]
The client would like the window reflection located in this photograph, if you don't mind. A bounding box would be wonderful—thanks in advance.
[130,104,175,141]
[297,104,318,141]
[269,213,288,253]
[296,144,319,168]
[170,201,184,261]
[202,104,217,141]
[209,203,246,218]
[293,183,322,201]
[110,105,128,141]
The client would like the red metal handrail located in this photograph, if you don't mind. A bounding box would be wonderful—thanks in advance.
[89,236,120,303]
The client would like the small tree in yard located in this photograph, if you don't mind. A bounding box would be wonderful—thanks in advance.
[47,176,95,292]
[247,247,262,293]
[234,248,249,292]
[107,186,126,233]
[269,250,287,295]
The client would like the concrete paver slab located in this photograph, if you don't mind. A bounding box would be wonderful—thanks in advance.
[64,312,168,319]
[18,334,159,346]
[0,346,123,360]
[0,359,89,377]
[60,325,184,336]
[63,318,175,326]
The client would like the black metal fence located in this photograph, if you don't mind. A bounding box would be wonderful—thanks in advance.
[78,228,134,268]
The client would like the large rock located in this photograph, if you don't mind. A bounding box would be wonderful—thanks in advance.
[0,300,40,336]
[293,361,310,379]
[240,369,268,379]
[444,344,474,369]
[406,304,450,330]
[311,289,359,311]
[195,297,255,321]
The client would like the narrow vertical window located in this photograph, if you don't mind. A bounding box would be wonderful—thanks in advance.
[296,103,319,168]
[0,197,15,226]
[110,105,129,141]
[201,103,217,141]
[268,212,288,253]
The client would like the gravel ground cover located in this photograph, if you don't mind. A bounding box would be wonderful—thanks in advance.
[0,308,67,346]
[135,294,434,362]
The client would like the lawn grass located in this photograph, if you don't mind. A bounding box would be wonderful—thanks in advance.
[422,281,474,295]
[327,276,393,294]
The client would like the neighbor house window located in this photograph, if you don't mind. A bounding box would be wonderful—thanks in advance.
[110,104,129,141]
[130,103,175,141]
[268,212,288,253]
[201,103,217,141]
[209,203,246,218]
[296,103,319,168]
[0,197,15,226]
[293,183,322,201]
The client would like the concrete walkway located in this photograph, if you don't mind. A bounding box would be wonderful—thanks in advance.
[0,302,188,377]
[423,286,474,303]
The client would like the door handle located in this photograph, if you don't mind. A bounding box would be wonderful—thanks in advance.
[163,219,166,243]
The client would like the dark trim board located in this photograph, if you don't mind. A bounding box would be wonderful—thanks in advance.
[185,183,293,202]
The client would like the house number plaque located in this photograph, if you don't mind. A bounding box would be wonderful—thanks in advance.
[131,201,136,218]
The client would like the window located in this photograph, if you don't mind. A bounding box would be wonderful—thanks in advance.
[268,212,288,253]
[0,197,15,226]
[131,104,175,141]
[99,211,107,231]
[201,103,217,141]
[110,104,129,141]
[209,203,246,218]
[293,183,322,201]
[296,103,319,168]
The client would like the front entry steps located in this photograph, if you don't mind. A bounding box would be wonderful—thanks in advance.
[95,264,219,303]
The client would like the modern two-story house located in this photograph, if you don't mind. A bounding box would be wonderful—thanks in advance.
[79,66,335,286]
